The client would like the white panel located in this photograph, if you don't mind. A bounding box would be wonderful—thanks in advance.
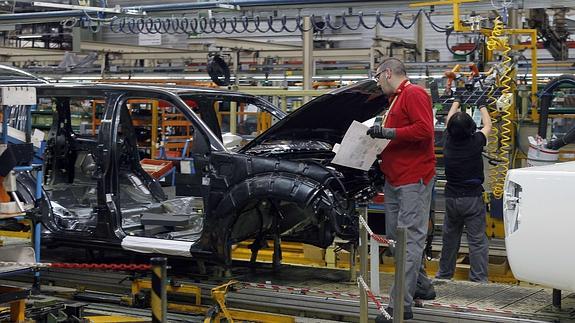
[138,33,162,46]
[2,87,36,105]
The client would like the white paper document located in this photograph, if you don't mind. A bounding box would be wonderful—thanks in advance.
[331,120,389,171]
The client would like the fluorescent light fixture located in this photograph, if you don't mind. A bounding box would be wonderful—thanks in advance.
[410,74,444,79]
[33,1,122,13]
[183,76,213,80]
[32,1,145,15]
[536,73,564,77]
[60,76,102,80]
[216,3,240,10]
[17,35,43,39]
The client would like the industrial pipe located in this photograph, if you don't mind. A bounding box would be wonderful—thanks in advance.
[547,126,575,150]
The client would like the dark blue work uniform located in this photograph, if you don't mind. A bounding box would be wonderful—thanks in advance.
[436,131,489,282]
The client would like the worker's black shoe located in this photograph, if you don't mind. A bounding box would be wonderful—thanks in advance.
[414,278,437,300]
[414,284,436,300]
[374,307,413,322]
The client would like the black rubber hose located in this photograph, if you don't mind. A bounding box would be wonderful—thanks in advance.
[323,14,342,30]
[380,12,398,29]
[539,75,575,138]
[547,127,575,150]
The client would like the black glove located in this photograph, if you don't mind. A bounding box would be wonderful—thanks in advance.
[452,91,464,104]
[476,94,488,108]
[367,126,396,139]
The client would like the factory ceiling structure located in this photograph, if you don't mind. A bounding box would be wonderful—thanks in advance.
[0,0,571,83]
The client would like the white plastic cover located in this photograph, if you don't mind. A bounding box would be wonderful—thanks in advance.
[121,236,194,257]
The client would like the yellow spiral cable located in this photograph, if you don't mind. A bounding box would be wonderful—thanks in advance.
[486,16,514,199]
[486,85,500,188]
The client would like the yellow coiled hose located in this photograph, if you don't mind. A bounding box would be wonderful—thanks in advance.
[485,85,500,187]
[486,16,514,199]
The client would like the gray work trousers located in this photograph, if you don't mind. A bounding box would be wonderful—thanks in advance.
[385,177,434,309]
[436,195,489,282]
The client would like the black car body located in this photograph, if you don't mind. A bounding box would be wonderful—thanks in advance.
[11,80,387,267]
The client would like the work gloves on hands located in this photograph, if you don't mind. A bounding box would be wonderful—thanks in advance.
[367,126,396,139]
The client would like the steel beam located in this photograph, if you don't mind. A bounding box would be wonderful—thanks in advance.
[72,27,82,53]
[190,38,301,51]
[416,12,425,62]
[0,46,62,56]
[81,41,188,54]
[302,16,313,104]
[0,44,371,62]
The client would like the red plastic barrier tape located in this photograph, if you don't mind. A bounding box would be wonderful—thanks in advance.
[0,261,151,271]
[358,215,395,246]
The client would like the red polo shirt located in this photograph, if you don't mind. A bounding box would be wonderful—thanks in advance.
[380,80,436,186]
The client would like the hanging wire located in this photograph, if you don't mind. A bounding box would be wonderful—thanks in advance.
[397,10,422,29]
[424,11,448,32]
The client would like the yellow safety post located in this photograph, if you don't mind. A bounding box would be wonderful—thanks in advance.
[507,28,539,120]
[150,257,167,323]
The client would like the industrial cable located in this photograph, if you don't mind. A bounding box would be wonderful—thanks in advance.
[424,11,448,32]
[107,10,450,35]
[485,16,514,199]
[445,28,481,57]
[78,8,471,55]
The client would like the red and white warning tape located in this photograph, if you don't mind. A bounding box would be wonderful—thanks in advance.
[358,276,392,320]
[358,215,395,246]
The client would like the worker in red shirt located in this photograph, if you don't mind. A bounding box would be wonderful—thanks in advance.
[368,58,436,322]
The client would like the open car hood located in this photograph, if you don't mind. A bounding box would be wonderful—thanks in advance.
[240,79,388,152]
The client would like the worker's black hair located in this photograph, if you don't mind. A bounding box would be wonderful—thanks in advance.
[447,111,476,141]
[377,58,406,76]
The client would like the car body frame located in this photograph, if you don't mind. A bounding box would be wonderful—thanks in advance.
[8,79,387,268]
